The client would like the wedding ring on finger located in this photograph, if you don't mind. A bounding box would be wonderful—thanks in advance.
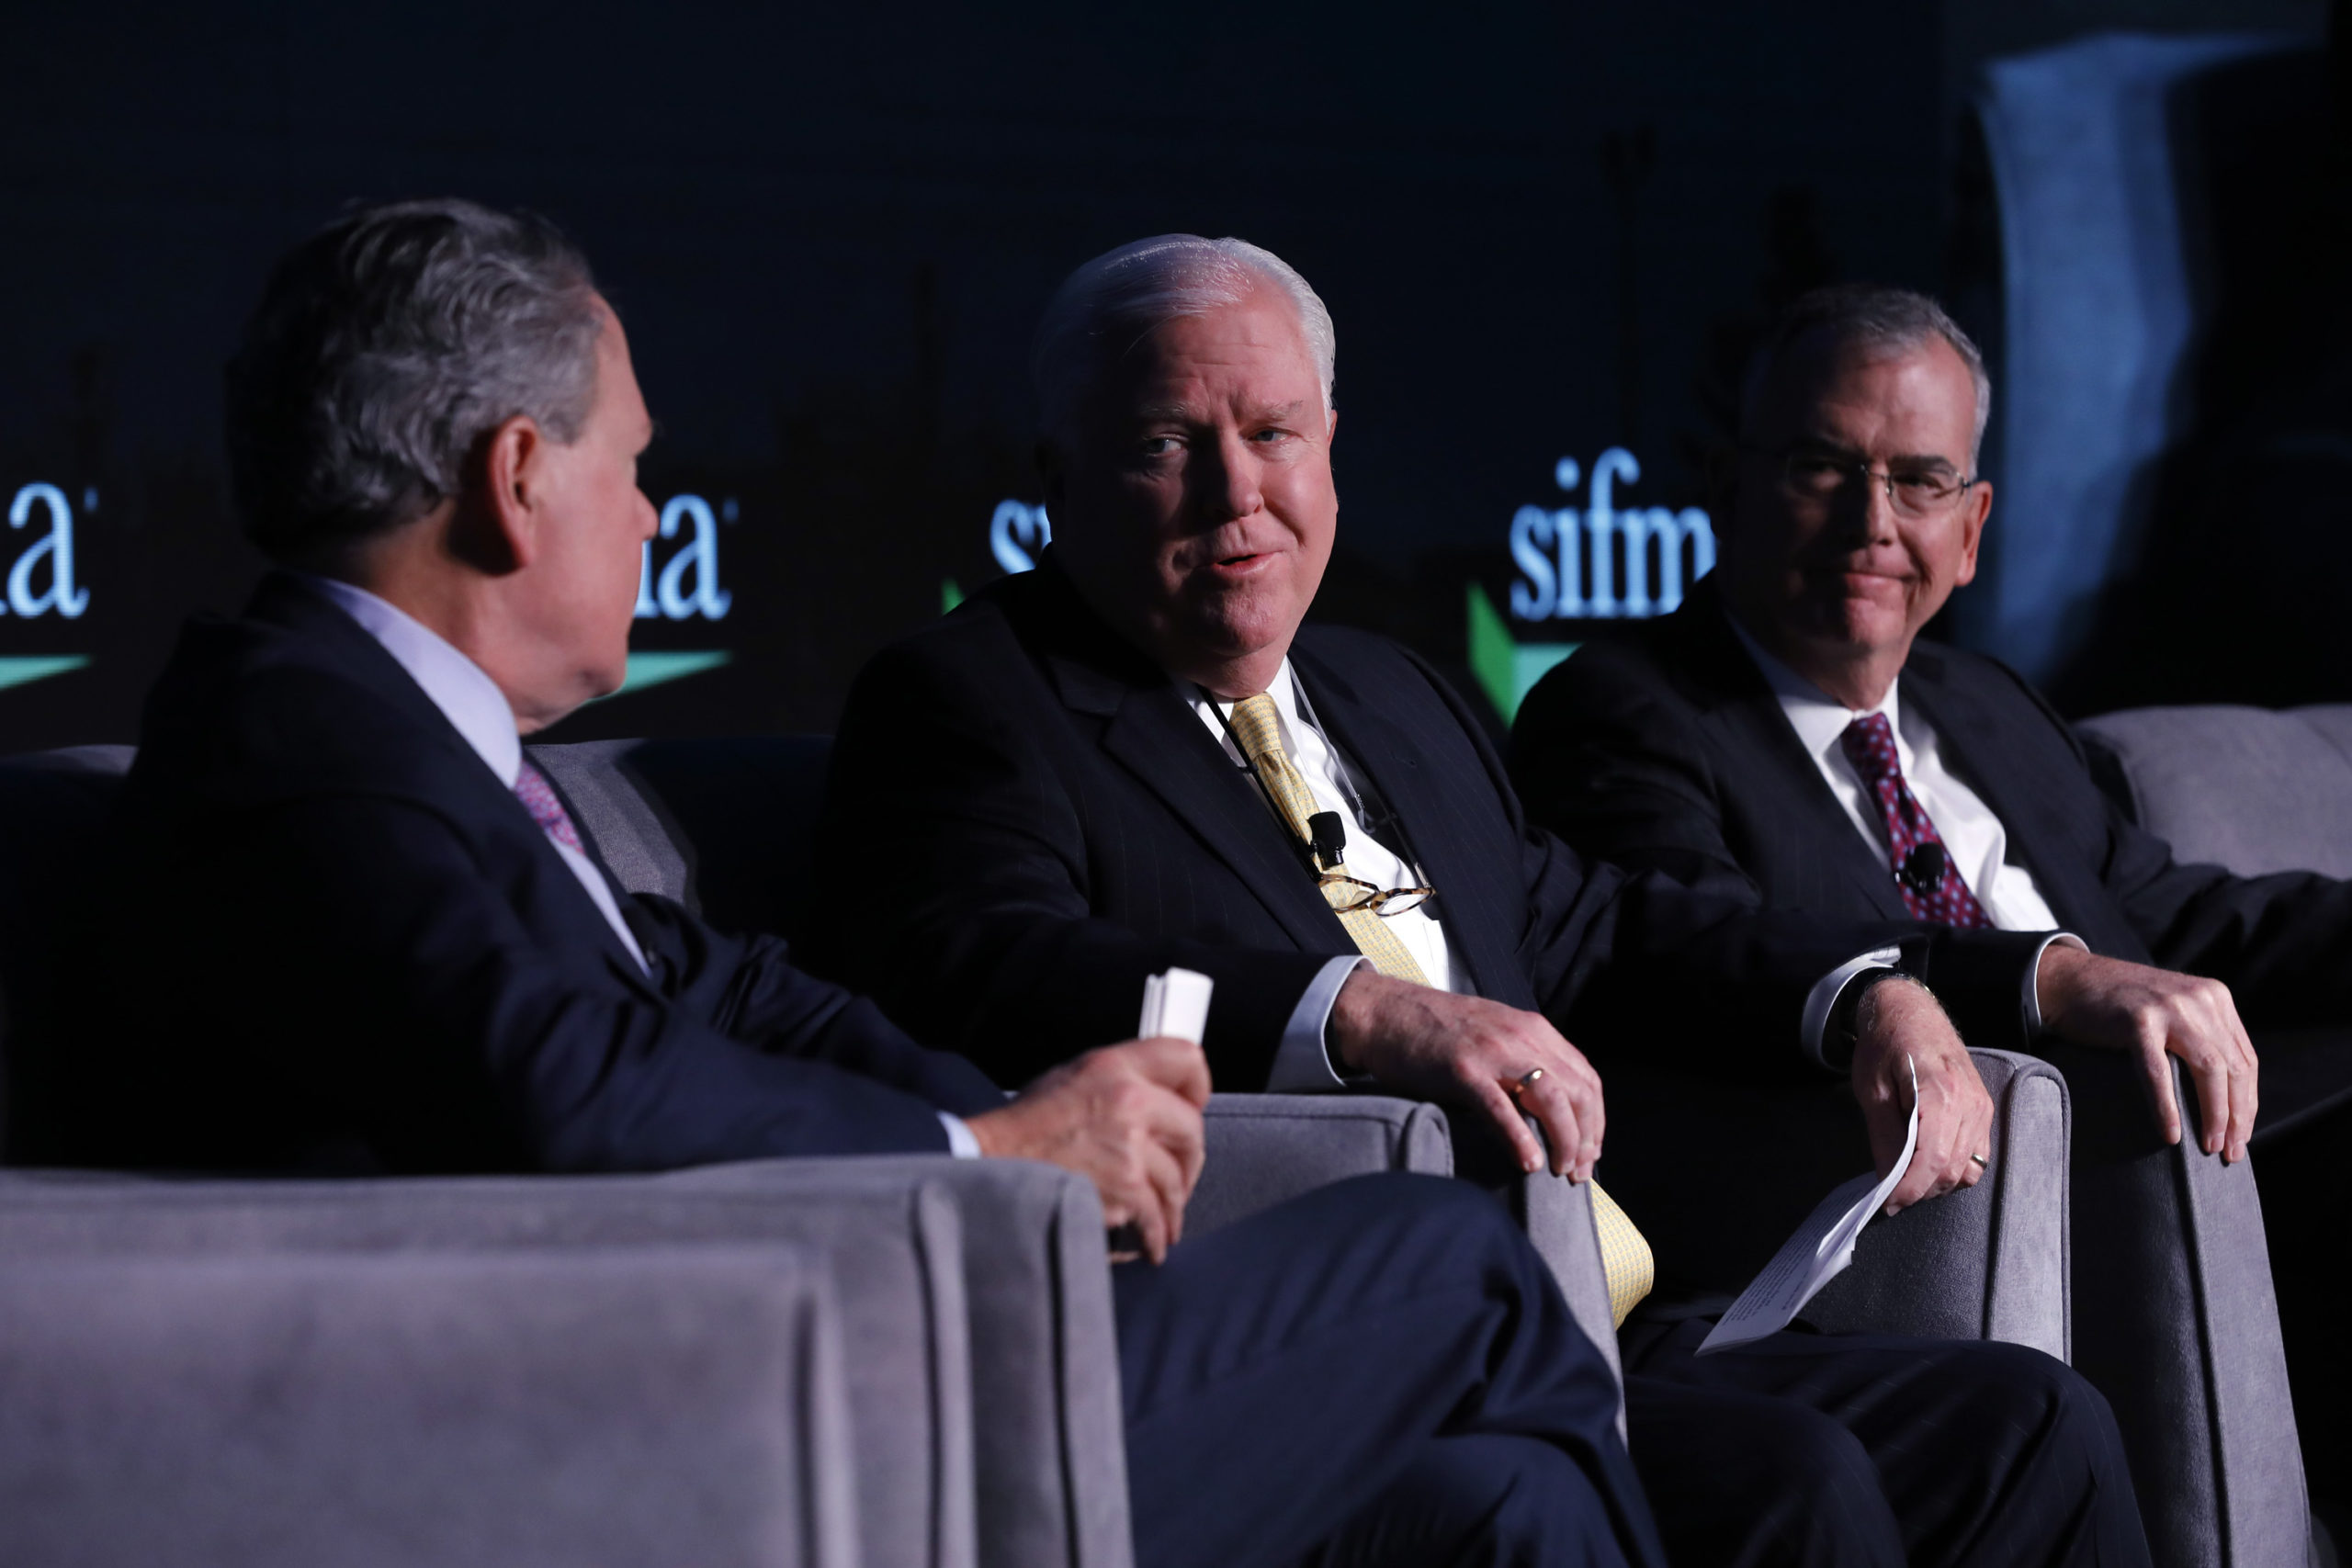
[1510,1067,1544,1098]
[1969,1153,1990,1170]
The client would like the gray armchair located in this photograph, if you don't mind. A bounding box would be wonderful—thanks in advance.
[2075,703,2352,1568]
[0,1156,1125,1568]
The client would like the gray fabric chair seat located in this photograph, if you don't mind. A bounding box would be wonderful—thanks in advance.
[0,1243,855,1568]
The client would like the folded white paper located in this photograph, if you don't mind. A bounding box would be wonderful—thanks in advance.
[1697,1057,1922,1356]
[1138,967,1215,1046]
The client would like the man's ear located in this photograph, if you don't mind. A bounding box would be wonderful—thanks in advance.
[465,413,545,575]
[1953,479,1992,588]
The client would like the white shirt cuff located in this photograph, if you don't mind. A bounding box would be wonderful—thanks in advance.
[1803,945,1905,1068]
[937,1111,981,1158]
[2025,932,2087,1035]
[1266,955,1370,1090]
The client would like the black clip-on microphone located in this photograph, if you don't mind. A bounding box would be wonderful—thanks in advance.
[1307,810,1348,870]
[1900,840,1949,897]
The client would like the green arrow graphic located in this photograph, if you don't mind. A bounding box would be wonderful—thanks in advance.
[618,650,731,694]
[0,655,92,692]
[1464,585,1576,725]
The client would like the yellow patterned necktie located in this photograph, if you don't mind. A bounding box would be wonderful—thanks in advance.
[1226,691,1655,1327]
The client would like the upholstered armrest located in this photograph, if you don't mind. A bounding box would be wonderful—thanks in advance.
[0,1158,1096,1568]
[668,1157,1130,1568]
[1188,1092,1452,1229]
[1803,1047,2071,1360]
[2029,1044,2308,1568]
[1191,1093,1623,1417]
[0,1245,853,1568]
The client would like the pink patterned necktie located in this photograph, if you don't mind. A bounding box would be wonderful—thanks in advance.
[1838,712,1993,928]
[513,759,583,853]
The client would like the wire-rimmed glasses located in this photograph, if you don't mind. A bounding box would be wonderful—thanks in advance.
[1753,446,1982,521]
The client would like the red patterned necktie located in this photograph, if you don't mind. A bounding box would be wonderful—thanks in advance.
[513,759,584,853]
[1838,712,1993,928]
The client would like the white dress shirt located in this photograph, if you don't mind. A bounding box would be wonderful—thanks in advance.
[1725,616,2081,1032]
[302,577,981,1156]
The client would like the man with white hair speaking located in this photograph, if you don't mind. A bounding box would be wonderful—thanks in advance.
[809,236,2151,1568]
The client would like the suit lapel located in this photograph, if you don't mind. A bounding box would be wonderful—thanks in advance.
[1901,653,2109,935]
[1051,646,1352,957]
[1673,592,1913,920]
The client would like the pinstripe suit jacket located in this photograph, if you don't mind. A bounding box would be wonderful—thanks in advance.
[808,560,2027,1092]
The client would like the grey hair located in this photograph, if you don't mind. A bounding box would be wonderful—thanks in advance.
[1740,284,1992,464]
[1031,234,1335,438]
[225,197,605,562]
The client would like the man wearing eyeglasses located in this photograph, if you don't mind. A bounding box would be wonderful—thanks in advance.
[1511,283,2352,1536]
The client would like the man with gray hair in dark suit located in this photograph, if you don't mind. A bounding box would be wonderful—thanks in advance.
[1512,281,2352,1540]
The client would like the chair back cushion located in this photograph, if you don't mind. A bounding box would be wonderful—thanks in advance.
[0,746,135,1160]
[2077,704,2352,876]
[527,736,834,942]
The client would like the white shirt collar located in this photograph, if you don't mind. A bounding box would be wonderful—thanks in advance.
[299,574,523,787]
[1722,610,1903,766]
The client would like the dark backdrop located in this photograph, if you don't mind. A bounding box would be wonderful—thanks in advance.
[0,0,2324,750]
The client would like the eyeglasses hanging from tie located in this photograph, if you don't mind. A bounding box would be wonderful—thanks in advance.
[1212,693,1434,919]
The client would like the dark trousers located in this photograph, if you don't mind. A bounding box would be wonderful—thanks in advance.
[1624,1318,2153,1568]
[1112,1172,1664,1568]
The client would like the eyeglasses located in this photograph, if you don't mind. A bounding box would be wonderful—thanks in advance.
[1752,446,1981,520]
[1317,874,1434,917]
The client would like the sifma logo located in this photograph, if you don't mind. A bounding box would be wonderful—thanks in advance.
[1508,448,1713,622]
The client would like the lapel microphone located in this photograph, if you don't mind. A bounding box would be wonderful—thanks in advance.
[1901,840,1949,896]
[1307,810,1348,870]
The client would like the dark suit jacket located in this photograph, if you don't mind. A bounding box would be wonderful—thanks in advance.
[78,573,1001,1175]
[1509,577,2352,1053]
[804,559,2040,1092]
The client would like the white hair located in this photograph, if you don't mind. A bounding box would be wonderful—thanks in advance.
[1030,234,1335,438]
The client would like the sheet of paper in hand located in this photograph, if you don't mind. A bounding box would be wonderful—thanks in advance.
[1138,967,1215,1046]
[1697,1057,1922,1356]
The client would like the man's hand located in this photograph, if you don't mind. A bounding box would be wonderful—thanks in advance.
[1852,977,1995,1215]
[1328,968,1604,1180]
[966,1037,1212,1264]
[2035,946,2257,1162]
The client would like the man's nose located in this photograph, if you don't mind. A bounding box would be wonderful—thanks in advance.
[1193,431,1265,521]
[1830,469,1898,546]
